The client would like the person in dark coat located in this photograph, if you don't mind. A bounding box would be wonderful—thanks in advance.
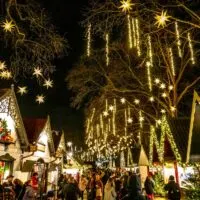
[127,172,141,200]
[63,177,80,200]
[144,174,154,200]
[164,175,181,200]
[13,178,24,200]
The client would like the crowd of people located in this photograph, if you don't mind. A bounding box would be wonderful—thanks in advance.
[57,169,181,200]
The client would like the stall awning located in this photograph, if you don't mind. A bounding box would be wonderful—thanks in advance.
[0,153,15,162]
[21,160,35,172]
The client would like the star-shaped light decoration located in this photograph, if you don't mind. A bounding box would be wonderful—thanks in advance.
[168,85,173,91]
[155,10,170,28]
[36,94,45,104]
[0,71,7,79]
[127,118,133,124]
[134,99,140,104]
[120,98,126,104]
[161,109,166,114]
[170,106,176,112]
[139,116,144,122]
[160,83,166,89]
[162,92,167,98]
[0,61,6,70]
[119,0,134,12]
[2,19,15,32]
[157,119,162,125]
[109,105,114,111]
[154,78,160,84]
[103,111,109,117]
[17,86,28,95]
[149,96,154,102]
[33,67,42,78]
[43,79,53,89]
[5,71,12,79]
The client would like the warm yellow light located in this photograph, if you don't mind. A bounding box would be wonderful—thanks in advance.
[187,32,195,64]
[36,94,45,104]
[17,86,28,95]
[149,96,154,102]
[135,18,141,56]
[127,118,133,124]
[5,71,12,79]
[2,19,15,32]
[155,10,170,28]
[33,67,42,77]
[134,99,140,104]
[43,79,53,89]
[154,78,160,84]
[119,0,134,12]
[146,61,152,91]
[168,48,175,76]
[148,35,153,66]
[175,22,182,57]
[120,98,126,104]
[0,61,6,70]
[168,85,173,91]
[127,15,132,49]
[139,116,144,122]
[162,92,167,98]
[161,109,166,114]
[87,23,91,57]
[157,119,162,124]
[170,106,176,112]
[160,83,166,89]
[105,33,109,66]
[109,105,114,111]
[103,111,109,117]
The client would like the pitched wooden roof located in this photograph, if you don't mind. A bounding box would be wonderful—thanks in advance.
[52,130,62,151]
[0,86,29,149]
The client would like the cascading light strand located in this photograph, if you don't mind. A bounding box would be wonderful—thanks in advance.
[125,108,127,137]
[148,35,153,67]
[135,18,141,56]
[187,32,195,64]
[127,15,132,49]
[105,33,109,66]
[112,99,116,135]
[87,23,91,57]
[139,110,143,128]
[169,48,175,76]
[175,22,182,58]
[100,114,104,135]
[132,17,136,47]
[146,61,152,91]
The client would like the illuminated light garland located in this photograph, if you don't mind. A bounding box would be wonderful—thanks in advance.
[108,118,111,132]
[135,18,141,56]
[87,23,91,57]
[86,118,90,134]
[96,124,100,138]
[105,99,108,111]
[109,105,114,111]
[168,48,175,76]
[175,22,182,57]
[139,110,144,128]
[146,61,152,91]
[162,92,167,98]
[105,33,109,66]
[148,35,153,67]
[112,99,116,135]
[131,18,136,47]
[43,79,53,89]
[125,109,127,137]
[100,114,104,134]
[127,15,132,49]
[187,32,195,65]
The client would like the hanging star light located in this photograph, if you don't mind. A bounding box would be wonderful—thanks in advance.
[134,99,140,104]
[160,83,166,89]
[127,118,133,124]
[2,19,15,32]
[103,111,109,117]
[119,0,134,12]
[0,61,6,70]
[36,95,45,104]
[43,79,53,89]
[109,105,114,111]
[168,85,173,91]
[161,109,166,114]
[0,71,7,79]
[33,67,42,77]
[154,78,160,84]
[17,86,28,95]
[149,96,154,102]
[155,10,170,28]
[120,98,126,104]
[5,71,12,79]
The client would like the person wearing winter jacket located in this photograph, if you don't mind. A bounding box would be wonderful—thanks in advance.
[22,180,37,200]
[144,174,154,200]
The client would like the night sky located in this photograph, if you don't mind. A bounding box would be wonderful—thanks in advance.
[17,0,89,146]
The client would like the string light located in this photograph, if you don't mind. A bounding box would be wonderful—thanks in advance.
[131,18,136,47]
[113,99,116,136]
[135,18,141,56]
[175,22,182,57]
[168,48,175,76]
[187,32,195,64]
[127,15,132,49]
[148,35,153,66]
[105,33,109,66]
[87,23,91,57]
[139,110,144,128]
[155,10,170,28]
[146,61,152,91]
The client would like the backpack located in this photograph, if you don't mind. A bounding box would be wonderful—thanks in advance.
[169,183,181,200]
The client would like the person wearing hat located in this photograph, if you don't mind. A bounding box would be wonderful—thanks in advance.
[164,175,181,200]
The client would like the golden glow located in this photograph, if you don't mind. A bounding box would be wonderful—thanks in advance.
[149,96,154,102]
[134,99,140,104]
[5,71,12,79]
[146,61,152,91]
[161,109,166,114]
[36,94,45,104]
[17,86,28,95]
[87,23,91,57]
[139,110,144,128]
[157,119,162,124]
[160,83,166,89]
[43,79,53,89]
[169,48,175,76]
[154,78,160,84]
[175,22,182,57]
[148,35,153,66]
[109,105,114,111]
[120,98,126,104]
[170,106,176,112]
[119,0,134,12]
[169,85,173,91]
[103,111,109,117]
[162,92,167,98]
[131,18,136,47]
[0,61,6,70]
[127,15,132,49]
[155,10,170,28]
[127,118,133,123]
[135,18,141,56]
[33,67,42,77]
[112,99,116,135]
[105,33,109,66]
[2,20,15,32]
[187,32,195,64]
